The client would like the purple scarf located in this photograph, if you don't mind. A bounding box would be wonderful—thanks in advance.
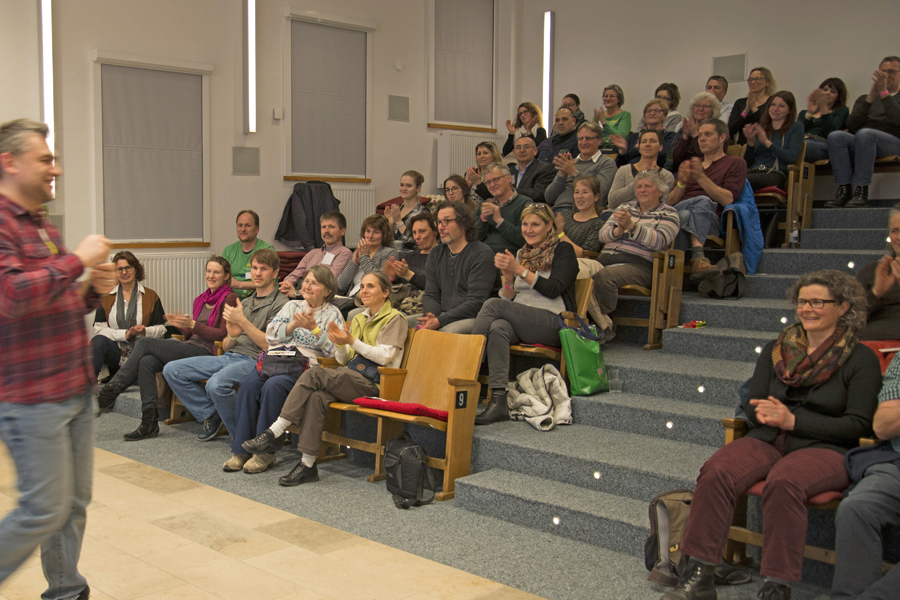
[192,285,234,326]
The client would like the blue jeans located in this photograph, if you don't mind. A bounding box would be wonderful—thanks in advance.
[231,371,298,454]
[162,352,256,435]
[674,195,719,247]
[804,138,830,163]
[832,463,900,600]
[0,391,93,600]
[827,128,900,186]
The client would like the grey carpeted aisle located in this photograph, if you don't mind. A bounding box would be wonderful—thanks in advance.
[93,413,830,600]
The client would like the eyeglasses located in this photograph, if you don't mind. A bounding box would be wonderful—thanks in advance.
[793,298,837,309]
[655,94,670,101]
[514,144,535,150]
[747,77,765,83]
[484,175,509,186]
[437,218,457,227]
[694,104,713,110]
[882,69,900,75]
[116,266,134,273]
[517,110,531,117]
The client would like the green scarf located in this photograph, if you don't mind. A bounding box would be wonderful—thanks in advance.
[772,323,857,387]
[347,300,403,360]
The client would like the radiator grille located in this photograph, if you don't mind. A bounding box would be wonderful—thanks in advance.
[436,131,506,188]
[332,186,378,246]
[136,253,210,315]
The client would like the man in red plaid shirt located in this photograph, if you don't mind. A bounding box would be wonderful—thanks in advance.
[0,119,116,600]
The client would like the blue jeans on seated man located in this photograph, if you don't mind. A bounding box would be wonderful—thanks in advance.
[162,352,257,435]
[673,195,719,250]
[0,391,93,600]
[827,128,900,186]
[231,370,298,454]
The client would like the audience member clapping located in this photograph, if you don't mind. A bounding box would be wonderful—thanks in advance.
[636,83,682,133]
[593,172,680,341]
[612,99,678,168]
[555,175,604,257]
[706,75,732,122]
[472,203,578,425]
[730,67,776,144]
[383,211,437,292]
[744,91,804,191]
[225,265,343,474]
[502,102,547,155]
[279,212,352,298]
[673,92,723,171]
[443,174,475,211]
[91,251,167,383]
[594,84,631,150]
[537,107,579,163]
[385,170,428,250]
[475,162,532,254]
[798,78,849,163]
[466,141,502,203]
[509,135,555,203]
[549,94,586,135]
[336,215,398,315]
[545,122,616,212]
[609,130,675,211]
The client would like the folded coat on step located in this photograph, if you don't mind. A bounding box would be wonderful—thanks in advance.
[507,364,572,431]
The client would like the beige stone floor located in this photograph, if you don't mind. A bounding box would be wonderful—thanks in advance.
[0,446,543,600]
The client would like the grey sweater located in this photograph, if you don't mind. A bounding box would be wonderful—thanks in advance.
[423,241,497,328]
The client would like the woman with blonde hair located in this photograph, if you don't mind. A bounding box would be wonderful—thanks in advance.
[729,66,777,144]
[502,101,547,155]
[385,170,428,249]
[466,141,503,203]
[472,203,578,424]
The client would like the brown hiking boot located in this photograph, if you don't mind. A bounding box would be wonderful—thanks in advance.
[690,256,719,281]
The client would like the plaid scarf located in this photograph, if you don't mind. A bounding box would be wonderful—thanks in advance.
[772,323,856,387]
[518,233,559,274]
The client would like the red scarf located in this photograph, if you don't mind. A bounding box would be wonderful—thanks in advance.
[192,285,234,326]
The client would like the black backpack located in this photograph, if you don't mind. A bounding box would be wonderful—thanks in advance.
[384,432,436,509]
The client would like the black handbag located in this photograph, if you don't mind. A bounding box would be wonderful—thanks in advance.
[346,353,382,383]
[256,350,309,380]
[384,432,436,508]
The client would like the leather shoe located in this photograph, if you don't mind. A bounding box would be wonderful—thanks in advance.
[475,390,509,425]
[97,383,123,414]
[279,462,319,486]
[659,559,716,600]
[845,184,868,207]
[242,428,278,454]
[825,184,852,208]
[76,584,91,599]
[689,256,719,281]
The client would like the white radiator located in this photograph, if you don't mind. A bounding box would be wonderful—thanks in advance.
[332,186,378,246]
[436,131,506,189]
[136,253,211,316]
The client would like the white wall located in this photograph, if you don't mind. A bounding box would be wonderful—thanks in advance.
[0,0,41,124]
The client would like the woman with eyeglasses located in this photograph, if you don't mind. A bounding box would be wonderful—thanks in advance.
[612,99,678,168]
[743,91,804,192]
[855,204,900,340]
[555,175,604,257]
[443,174,475,212]
[672,92,723,172]
[472,203,578,425]
[594,84,632,151]
[729,67,776,144]
[798,78,849,163]
[466,141,503,203]
[608,130,675,212]
[636,83,683,134]
[502,102,547,155]
[660,270,879,600]
[91,250,167,383]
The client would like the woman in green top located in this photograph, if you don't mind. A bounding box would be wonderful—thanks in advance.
[798,77,849,163]
[594,84,631,151]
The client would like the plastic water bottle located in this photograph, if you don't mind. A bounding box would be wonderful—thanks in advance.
[789,219,800,248]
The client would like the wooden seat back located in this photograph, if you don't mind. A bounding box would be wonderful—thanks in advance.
[397,329,486,411]
[612,248,684,350]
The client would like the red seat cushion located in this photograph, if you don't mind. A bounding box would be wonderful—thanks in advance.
[859,340,900,375]
[519,343,562,352]
[745,481,844,505]
[353,397,448,422]
[755,186,786,196]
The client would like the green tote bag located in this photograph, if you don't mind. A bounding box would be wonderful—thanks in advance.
[558,313,609,396]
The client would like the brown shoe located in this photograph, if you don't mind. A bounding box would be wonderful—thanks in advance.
[690,256,719,281]
[243,453,277,474]
[223,453,251,472]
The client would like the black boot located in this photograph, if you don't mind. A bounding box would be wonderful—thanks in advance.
[475,389,509,425]
[99,366,119,384]
[825,184,852,208]
[659,559,716,600]
[97,382,124,414]
[123,409,160,441]
[846,184,869,207]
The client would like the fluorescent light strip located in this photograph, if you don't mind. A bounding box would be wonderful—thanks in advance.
[247,0,256,133]
[542,11,553,123]
[40,0,54,151]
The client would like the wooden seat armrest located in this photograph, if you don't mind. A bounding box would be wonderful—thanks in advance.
[582,250,600,260]
[723,417,749,444]
[860,437,877,448]
[378,368,408,402]
[447,377,479,387]
[317,357,341,368]
[214,341,225,356]
[377,367,408,376]
[171,334,184,341]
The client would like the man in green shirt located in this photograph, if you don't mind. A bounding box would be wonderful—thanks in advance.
[222,209,275,299]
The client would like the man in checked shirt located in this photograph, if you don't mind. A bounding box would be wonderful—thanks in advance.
[0,118,116,600]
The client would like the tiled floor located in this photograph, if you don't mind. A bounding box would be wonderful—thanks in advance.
[0,446,544,600]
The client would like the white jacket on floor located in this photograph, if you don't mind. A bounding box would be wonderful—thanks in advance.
[507,364,572,431]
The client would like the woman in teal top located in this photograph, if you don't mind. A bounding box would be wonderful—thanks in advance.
[594,84,631,151]
[743,91,805,192]
[798,77,849,163]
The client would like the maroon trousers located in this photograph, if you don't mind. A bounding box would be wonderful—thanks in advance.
[681,436,849,582]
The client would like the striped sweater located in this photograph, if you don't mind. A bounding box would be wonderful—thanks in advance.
[599,201,680,263]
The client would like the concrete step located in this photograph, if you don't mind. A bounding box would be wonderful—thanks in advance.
[811,206,890,229]
[756,249,881,275]
[661,327,776,363]
[616,294,794,334]
[744,273,796,299]
[801,228,888,250]
[571,392,732,448]
[470,421,715,500]
[602,344,754,407]
[454,469,650,557]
